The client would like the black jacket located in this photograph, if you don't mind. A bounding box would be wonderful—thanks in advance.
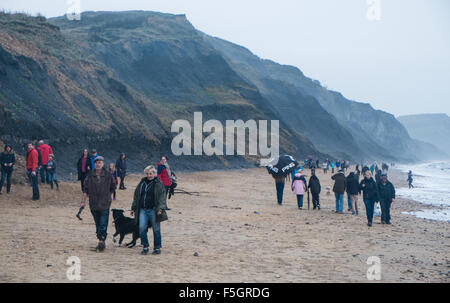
[360,178,379,201]
[332,172,347,195]
[0,151,15,172]
[77,156,92,180]
[308,175,321,194]
[377,181,396,202]
[346,172,360,195]
[116,156,127,175]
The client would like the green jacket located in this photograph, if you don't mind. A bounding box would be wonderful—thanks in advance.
[131,177,168,225]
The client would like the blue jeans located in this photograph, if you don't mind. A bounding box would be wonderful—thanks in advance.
[335,193,344,213]
[364,198,376,224]
[139,209,162,249]
[297,195,304,208]
[347,193,353,210]
[91,209,109,241]
[48,172,58,189]
[28,170,40,200]
[275,182,285,205]
[0,169,12,193]
[40,165,50,184]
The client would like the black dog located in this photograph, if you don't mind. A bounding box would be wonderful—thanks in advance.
[111,209,141,248]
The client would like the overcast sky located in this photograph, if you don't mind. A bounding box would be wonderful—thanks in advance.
[1,0,449,116]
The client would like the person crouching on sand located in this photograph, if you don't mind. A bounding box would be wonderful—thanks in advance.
[292,170,307,210]
[80,156,116,252]
[131,165,168,255]
[359,169,380,227]
[377,173,396,225]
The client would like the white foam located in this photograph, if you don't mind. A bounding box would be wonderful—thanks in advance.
[397,161,450,222]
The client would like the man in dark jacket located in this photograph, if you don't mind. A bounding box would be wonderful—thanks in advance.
[360,170,380,227]
[80,156,116,252]
[131,165,168,255]
[0,144,15,194]
[346,172,360,215]
[116,153,127,190]
[308,169,321,210]
[332,170,347,213]
[377,173,396,224]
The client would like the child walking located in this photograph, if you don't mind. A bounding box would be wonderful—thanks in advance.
[47,154,59,190]
[292,171,307,210]
[109,163,118,200]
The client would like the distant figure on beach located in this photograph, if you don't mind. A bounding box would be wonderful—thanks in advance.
[26,142,40,201]
[131,165,168,255]
[116,153,127,190]
[0,144,15,195]
[46,154,59,190]
[308,168,321,210]
[37,140,54,185]
[109,163,118,201]
[331,161,335,174]
[346,171,360,215]
[77,149,92,192]
[157,156,172,210]
[370,164,375,175]
[80,156,116,252]
[332,169,347,214]
[292,170,307,210]
[377,173,396,225]
[408,171,414,189]
[360,170,380,227]
[89,149,100,169]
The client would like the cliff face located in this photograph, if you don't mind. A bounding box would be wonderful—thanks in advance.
[0,11,442,176]
[0,11,323,176]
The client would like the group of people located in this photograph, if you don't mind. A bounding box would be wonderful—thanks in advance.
[273,160,397,227]
[79,153,175,255]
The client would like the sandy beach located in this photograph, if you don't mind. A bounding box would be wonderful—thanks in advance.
[0,167,448,283]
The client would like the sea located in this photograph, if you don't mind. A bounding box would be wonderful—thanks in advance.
[396,161,450,222]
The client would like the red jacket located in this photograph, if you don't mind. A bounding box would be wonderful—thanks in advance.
[38,143,53,165]
[27,148,38,172]
[157,162,172,187]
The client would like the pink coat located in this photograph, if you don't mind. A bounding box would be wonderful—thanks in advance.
[292,173,306,195]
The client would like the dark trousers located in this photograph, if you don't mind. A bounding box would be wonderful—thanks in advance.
[28,170,40,200]
[91,209,109,241]
[80,172,88,192]
[0,169,12,193]
[312,192,320,208]
[380,199,392,223]
[119,173,126,189]
[296,195,304,208]
[40,165,50,184]
[275,182,285,205]
[364,198,376,224]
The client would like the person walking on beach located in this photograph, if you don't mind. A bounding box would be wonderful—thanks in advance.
[0,144,15,195]
[131,165,168,255]
[346,171,360,215]
[89,149,100,169]
[408,171,414,189]
[292,170,307,209]
[46,154,59,190]
[80,156,116,252]
[332,169,347,214]
[377,173,395,224]
[157,156,172,210]
[26,142,40,200]
[370,164,375,175]
[308,168,321,210]
[331,161,335,174]
[109,163,118,200]
[77,149,91,192]
[116,153,127,190]
[37,140,53,184]
[360,170,380,227]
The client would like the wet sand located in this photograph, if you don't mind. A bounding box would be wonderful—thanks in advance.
[0,167,448,282]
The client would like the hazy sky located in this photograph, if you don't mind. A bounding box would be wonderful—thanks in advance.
[1,0,449,116]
